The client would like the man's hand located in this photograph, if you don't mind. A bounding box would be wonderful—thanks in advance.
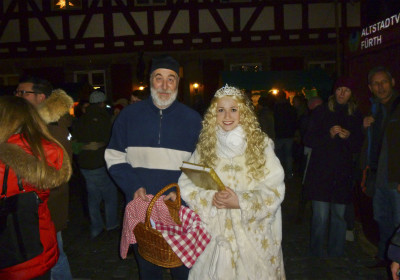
[391,261,400,280]
[212,187,240,209]
[164,191,177,202]
[330,125,342,138]
[133,187,150,202]
[363,116,375,128]
[338,128,350,139]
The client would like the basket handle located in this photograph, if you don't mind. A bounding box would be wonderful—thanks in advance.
[144,183,181,229]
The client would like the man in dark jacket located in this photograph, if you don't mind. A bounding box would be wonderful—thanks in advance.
[273,90,297,179]
[15,76,74,279]
[257,95,275,140]
[74,91,119,239]
[362,66,400,268]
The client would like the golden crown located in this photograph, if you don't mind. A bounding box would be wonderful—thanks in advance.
[214,84,244,98]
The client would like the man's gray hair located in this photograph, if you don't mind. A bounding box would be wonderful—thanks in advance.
[368,66,393,85]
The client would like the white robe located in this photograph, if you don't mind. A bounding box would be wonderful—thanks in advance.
[178,137,286,280]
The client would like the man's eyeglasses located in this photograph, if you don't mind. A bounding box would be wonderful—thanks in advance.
[14,90,36,96]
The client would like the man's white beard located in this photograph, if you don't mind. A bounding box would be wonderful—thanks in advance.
[151,87,178,108]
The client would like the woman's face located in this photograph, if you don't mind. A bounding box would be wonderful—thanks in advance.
[335,87,352,104]
[216,96,240,132]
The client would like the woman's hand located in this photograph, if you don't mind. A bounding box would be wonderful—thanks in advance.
[330,125,342,138]
[338,128,350,139]
[212,187,240,209]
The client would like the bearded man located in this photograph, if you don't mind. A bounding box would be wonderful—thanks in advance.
[105,55,202,279]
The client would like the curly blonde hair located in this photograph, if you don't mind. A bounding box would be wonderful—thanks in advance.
[196,90,268,181]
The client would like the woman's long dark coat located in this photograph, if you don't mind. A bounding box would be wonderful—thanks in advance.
[303,103,363,204]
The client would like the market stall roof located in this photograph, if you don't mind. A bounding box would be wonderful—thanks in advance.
[221,69,334,96]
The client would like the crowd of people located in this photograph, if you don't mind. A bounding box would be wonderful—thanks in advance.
[1,55,399,279]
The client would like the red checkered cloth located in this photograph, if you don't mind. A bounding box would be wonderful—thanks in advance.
[155,206,211,268]
[120,195,211,268]
[120,195,176,259]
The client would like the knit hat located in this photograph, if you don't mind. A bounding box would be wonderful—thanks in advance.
[334,76,355,92]
[89,91,106,104]
[150,55,180,76]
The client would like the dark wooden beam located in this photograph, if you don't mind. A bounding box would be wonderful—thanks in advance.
[28,0,58,40]
[0,0,18,38]
[75,0,100,39]
[114,0,144,35]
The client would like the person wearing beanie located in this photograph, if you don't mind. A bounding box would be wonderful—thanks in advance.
[105,55,202,279]
[89,90,106,104]
[303,76,363,258]
[73,90,119,239]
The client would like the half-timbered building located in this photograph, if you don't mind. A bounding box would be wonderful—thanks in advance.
[0,0,363,104]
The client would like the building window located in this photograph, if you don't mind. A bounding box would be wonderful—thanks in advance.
[53,0,82,10]
[74,70,106,91]
[230,63,262,72]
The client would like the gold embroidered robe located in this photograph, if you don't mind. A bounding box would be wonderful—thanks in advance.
[178,138,286,280]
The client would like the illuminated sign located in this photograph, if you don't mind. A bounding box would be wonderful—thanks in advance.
[360,12,400,50]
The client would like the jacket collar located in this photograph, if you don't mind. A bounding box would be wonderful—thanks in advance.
[37,89,74,124]
[370,90,399,105]
[0,135,72,190]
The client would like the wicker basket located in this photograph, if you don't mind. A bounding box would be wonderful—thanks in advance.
[134,183,183,268]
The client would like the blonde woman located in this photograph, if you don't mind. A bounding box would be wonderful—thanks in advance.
[178,85,286,279]
[0,96,71,280]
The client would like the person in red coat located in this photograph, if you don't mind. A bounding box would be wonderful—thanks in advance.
[0,96,72,280]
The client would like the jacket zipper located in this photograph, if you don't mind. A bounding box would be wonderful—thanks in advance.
[158,110,163,144]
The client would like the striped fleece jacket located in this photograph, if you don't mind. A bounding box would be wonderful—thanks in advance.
[105,97,202,202]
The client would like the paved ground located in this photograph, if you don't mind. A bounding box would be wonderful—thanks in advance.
[63,172,390,280]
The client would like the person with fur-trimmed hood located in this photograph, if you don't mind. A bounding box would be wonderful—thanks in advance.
[0,96,72,279]
[15,76,74,279]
